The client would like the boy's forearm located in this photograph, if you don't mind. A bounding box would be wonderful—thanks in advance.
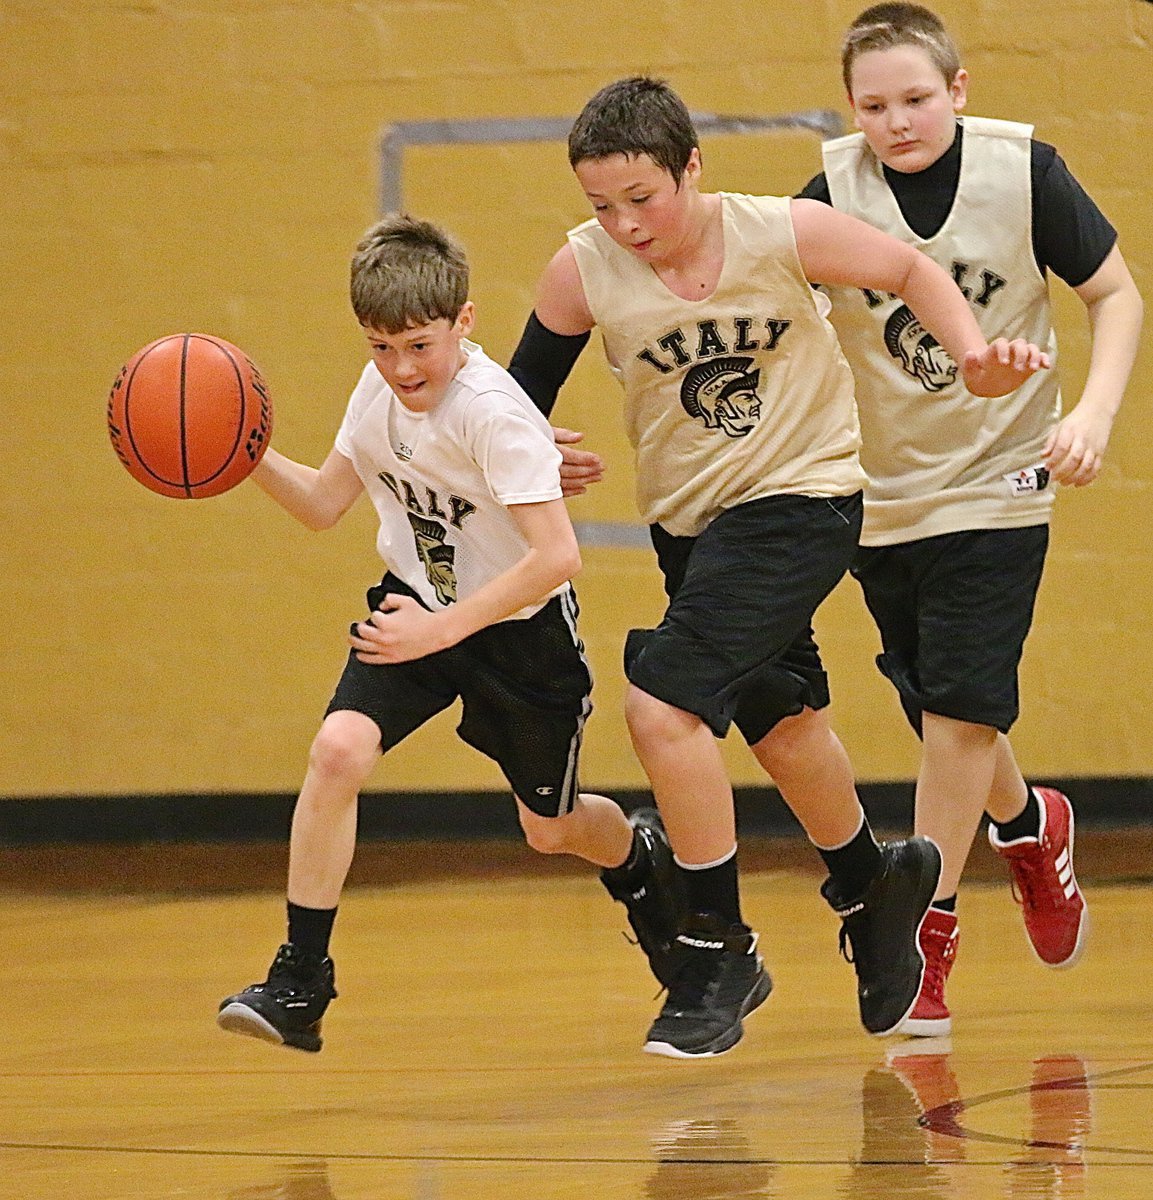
[251,450,346,530]
[898,253,987,363]
[1076,284,1144,421]
[438,545,580,648]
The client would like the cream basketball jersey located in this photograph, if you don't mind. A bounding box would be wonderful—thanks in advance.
[822,116,1061,546]
[568,192,863,538]
[335,341,567,618]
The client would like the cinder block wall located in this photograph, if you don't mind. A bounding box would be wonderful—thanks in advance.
[1,1,1149,802]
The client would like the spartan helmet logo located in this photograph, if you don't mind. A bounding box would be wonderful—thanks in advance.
[680,356,763,438]
[407,511,457,605]
[884,305,957,392]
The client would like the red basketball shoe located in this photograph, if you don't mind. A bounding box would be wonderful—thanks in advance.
[896,907,958,1036]
[989,788,1088,969]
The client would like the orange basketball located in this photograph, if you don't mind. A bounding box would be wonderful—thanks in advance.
[107,333,273,499]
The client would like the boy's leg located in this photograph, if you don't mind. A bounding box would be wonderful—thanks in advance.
[916,713,998,898]
[517,794,686,988]
[986,733,1088,968]
[625,684,771,1058]
[516,791,632,868]
[218,710,382,1052]
[750,707,941,1038]
[287,710,382,907]
[455,591,687,994]
[749,705,864,851]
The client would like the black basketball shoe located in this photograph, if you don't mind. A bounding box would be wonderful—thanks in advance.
[600,807,688,988]
[217,943,337,1053]
[822,836,942,1036]
[643,912,773,1058]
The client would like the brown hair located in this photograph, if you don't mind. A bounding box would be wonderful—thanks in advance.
[842,3,961,94]
[350,213,469,333]
[568,76,698,182]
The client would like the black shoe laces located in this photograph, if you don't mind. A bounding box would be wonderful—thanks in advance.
[837,911,871,976]
[664,947,725,1010]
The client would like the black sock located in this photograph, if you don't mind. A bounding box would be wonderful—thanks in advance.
[818,816,883,901]
[287,901,337,960]
[994,788,1041,842]
[679,851,742,926]
[931,893,957,913]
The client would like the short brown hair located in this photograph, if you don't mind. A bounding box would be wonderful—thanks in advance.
[842,3,961,94]
[350,214,469,333]
[568,76,698,182]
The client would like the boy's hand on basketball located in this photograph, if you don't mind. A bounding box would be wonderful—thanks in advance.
[350,595,451,663]
[553,427,604,497]
[962,338,1050,398]
[1044,403,1114,487]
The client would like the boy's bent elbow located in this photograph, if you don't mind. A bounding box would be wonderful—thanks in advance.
[540,545,581,595]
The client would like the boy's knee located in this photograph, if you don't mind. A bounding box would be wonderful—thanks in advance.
[308,712,380,783]
[754,706,827,769]
[625,685,689,747]
[519,808,571,855]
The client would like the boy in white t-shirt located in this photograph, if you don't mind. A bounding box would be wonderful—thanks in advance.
[217,215,682,1054]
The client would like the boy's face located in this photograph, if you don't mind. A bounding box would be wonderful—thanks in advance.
[363,303,475,412]
[574,149,701,265]
[848,45,967,174]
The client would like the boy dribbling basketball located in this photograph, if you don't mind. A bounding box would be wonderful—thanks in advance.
[216,215,683,1054]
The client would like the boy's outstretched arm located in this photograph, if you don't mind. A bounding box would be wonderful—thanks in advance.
[510,247,604,496]
[790,198,1050,398]
[350,498,581,664]
[1044,244,1144,486]
[250,445,364,530]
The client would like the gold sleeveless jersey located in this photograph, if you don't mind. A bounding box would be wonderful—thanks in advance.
[822,116,1061,546]
[568,192,863,537]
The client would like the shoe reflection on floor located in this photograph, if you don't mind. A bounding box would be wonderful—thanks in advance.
[846,1043,1091,1199]
[645,1116,778,1200]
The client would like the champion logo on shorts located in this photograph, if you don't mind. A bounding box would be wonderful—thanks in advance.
[536,786,554,796]
[1004,464,1051,495]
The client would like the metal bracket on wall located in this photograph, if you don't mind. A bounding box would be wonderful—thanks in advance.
[379,110,845,214]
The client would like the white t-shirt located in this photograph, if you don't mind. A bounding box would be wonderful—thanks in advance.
[335,340,566,618]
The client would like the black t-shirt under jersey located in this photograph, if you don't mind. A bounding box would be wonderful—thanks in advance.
[798,124,1116,288]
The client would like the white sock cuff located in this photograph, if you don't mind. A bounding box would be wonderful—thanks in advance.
[810,806,867,854]
[673,845,737,871]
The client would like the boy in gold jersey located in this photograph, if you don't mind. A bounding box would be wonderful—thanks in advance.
[799,4,1142,1034]
[509,76,1049,1058]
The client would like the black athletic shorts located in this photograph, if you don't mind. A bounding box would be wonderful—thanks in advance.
[326,574,592,817]
[850,524,1049,735]
[625,492,863,743]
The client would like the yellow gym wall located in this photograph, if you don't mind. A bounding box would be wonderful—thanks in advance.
[1,0,1149,803]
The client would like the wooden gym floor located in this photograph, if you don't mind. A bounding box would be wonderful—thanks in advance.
[2,831,1151,1199]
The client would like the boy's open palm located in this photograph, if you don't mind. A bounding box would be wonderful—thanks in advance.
[351,595,449,664]
[961,338,1050,398]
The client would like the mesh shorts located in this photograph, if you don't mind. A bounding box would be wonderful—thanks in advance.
[625,492,863,743]
[326,574,592,817]
[851,524,1049,735]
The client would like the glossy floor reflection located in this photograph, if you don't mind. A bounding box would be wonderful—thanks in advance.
[2,863,1151,1198]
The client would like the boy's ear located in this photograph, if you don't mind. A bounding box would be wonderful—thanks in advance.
[950,68,969,112]
[456,300,476,337]
[683,146,703,186]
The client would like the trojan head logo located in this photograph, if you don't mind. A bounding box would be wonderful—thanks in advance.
[680,356,762,438]
[884,306,957,393]
[407,511,457,605]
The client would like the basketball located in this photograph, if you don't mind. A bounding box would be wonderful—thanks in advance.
[107,333,273,499]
